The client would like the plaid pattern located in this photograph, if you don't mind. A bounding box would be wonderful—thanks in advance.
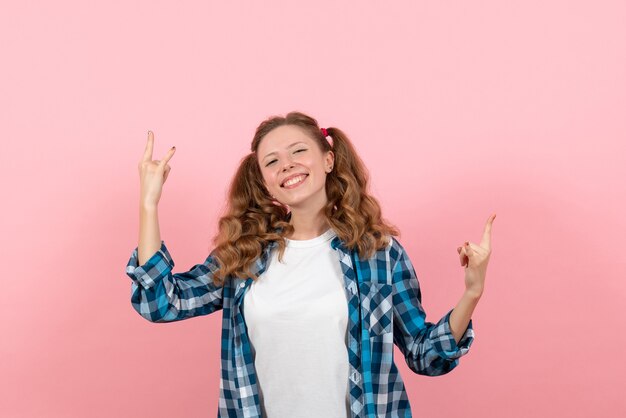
[126,234,475,418]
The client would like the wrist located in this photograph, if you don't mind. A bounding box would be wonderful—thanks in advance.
[141,202,158,212]
[464,288,483,300]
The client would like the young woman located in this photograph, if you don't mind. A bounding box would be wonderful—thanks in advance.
[126,111,495,418]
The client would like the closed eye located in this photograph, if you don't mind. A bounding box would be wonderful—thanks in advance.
[265,149,307,167]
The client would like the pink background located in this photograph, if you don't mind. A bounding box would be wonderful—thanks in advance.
[1,1,624,417]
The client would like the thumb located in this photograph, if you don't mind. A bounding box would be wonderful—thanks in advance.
[457,246,469,267]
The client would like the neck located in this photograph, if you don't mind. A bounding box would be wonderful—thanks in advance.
[286,207,329,240]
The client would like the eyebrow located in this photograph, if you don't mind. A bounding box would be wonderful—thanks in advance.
[262,141,307,161]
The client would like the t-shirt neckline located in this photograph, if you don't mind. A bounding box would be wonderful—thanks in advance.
[285,228,337,248]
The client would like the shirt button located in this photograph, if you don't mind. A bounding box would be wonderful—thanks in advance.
[350,371,360,383]
[348,282,357,295]
[240,283,245,288]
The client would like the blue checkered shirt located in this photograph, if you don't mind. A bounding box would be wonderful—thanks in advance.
[125,234,475,418]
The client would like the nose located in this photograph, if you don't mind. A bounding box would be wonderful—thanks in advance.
[281,160,295,172]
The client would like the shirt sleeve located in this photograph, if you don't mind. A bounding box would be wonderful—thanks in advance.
[125,240,224,323]
[390,239,475,376]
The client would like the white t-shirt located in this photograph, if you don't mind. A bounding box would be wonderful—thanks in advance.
[242,227,350,418]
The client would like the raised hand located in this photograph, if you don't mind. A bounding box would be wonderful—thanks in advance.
[138,131,176,207]
[457,213,496,297]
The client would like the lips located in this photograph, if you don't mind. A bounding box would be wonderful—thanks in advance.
[280,173,308,187]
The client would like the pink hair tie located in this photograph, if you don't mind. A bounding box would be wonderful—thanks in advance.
[320,127,333,148]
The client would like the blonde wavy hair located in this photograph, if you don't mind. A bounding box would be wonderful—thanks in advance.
[210,111,400,285]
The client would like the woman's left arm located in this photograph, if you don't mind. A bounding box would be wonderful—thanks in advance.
[450,213,496,343]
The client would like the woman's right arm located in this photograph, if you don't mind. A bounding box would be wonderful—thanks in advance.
[125,131,224,322]
[137,130,173,266]
[125,238,224,323]
[138,204,161,266]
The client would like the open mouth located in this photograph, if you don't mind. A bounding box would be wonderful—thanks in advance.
[281,174,308,189]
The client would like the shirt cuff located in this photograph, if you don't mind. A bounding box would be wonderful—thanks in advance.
[125,240,175,289]
[428,308,475,361]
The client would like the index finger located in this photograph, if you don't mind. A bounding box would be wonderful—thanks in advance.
[480,213,496,250]
[159,145,176,167]
[142,131,154,162]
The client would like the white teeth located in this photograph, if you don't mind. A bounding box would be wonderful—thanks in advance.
[283,175,307,187]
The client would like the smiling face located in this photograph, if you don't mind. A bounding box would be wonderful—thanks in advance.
[257,125,334,210]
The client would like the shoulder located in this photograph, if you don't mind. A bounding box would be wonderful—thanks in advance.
[382,234,406,266]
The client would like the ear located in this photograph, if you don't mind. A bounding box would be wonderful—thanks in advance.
[325,150,335,171]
